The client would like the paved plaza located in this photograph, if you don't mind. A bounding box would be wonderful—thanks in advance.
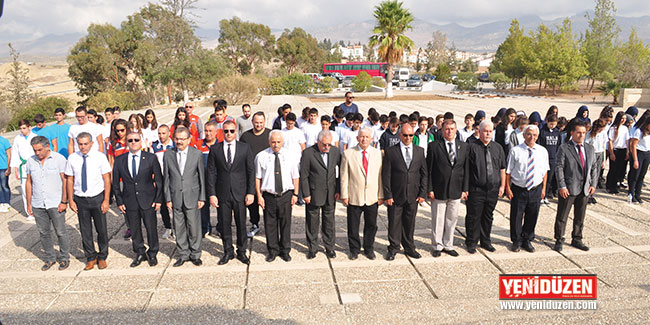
[1,92,649,324]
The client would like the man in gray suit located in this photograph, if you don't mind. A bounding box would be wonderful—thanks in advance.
[553,120,598,252]
[163,126,206,266]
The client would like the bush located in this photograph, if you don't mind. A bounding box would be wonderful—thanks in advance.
[372,76,386,88]
[434,63,451,83]
[7,96,72,130]
[264,73,314,95]
[454,72,478,90]
[489,72,511,90]
[318,77,338,93]
[212,74,262,105]
[352,71,373,92]
[87,90,137,111]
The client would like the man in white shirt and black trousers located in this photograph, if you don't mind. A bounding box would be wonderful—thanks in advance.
[505,125,549,253]
[255,130,300,262]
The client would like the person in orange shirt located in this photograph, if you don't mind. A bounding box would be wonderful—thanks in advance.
[184,102,204,140]
[170,107,199,142]
[210,103,235,143]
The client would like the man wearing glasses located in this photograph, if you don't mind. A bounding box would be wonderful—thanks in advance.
[68,106,103,156]
[184,102,204,140]
[339,92,359,115]
[112,132,163,267]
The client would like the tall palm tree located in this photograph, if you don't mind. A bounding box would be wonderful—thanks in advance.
[369,0,414,98]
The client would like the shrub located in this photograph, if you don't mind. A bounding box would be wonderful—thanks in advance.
[318,77,338,93]
[454,72,478,90]
[434,63,452,83]
[264,73,314,95]
[87,90,137,111]
[7,96,72,130]
[372,76,386,88]
[489,72,511,90]
[212,74,262,105]
[352,71,372,92]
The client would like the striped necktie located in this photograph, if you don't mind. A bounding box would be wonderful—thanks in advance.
[526,148,535,190]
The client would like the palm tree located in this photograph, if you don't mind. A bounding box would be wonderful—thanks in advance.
[369,0,414,98]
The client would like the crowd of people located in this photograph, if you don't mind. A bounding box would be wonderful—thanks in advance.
[2,93,649,271]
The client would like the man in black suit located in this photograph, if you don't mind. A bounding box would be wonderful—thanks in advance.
[382,124,427,260]
[426,119,469,257]
[207,120,255,265]
[113,132,163,267]
[300,130,341,259]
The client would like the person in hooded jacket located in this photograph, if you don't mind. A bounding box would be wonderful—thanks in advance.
[537,114,561,202]
[529,112,542,127]
[576,105,591,125]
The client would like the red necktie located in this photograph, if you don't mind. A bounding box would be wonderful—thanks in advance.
[577,144,585,170]
[362,150,368,175]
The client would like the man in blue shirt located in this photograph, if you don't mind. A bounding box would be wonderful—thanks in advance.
[32,114,54,151]
[339,92,359,115]
[47,108,71,158]
[0,135,11,212]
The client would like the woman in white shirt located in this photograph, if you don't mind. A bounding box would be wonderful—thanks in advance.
[627,110,650,203]
[142,109,160,149]
[585,119,607,204]
[606,112,629,194]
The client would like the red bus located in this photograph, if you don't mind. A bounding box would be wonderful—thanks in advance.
[323,62,388,78]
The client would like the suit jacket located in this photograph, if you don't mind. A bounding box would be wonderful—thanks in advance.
[555,141,598,196]
[340,145,384,206]
[300,144,341,206]
[381,143,427,205]
[113,151,163,210]
[163,146,205,209]
[426,138,469,200]
[206,141,255,202]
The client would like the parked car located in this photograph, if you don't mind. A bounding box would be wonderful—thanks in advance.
[342,75,354,88]
[322,72,344,83]
[421,73,433,81]
[305,73,322,83]
[398,67,410,81]
[407,75,423,87]
[478,72,490,82]
[392,74,400,86]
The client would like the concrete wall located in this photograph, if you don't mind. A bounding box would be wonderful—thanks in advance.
[621,88,650,109]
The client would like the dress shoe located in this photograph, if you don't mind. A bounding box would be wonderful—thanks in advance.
[97,259,107,269]
[553,240,563,252]
[266,253,277,262]
[385,251,396,261]
[236,253,250,265]
[84,259,97,271]
[173,258,187,267]
[218,252,235,265]
[349,252,359,260]
[41,261,56,271]
[522,241,535,253]
[191,258,203,266]
[363,250,376,260]
[571,240,589,251]
[148,256,158,267]
[306,252,316,259]
[130,254,147,267]
[432,250,441,257]
[325,250,336,258]
[510,242,521,252]
[480,243,496,252]
[404,250,421,259]
[280,253,291,262]
[467,246,477,254]
[443,249,459,257]
[58,260,70,271]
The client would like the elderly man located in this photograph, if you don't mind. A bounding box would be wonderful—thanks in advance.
[465,120,506,254]
[25,136,70,271]
[300,130,341,259]
[340,127,384,260]
[255,130,300,262]
[505,125,549,252]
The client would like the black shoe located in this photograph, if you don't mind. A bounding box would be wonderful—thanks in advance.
[570,240,589,251]
[41,261,56,271]
[432,250,441,257]
[306,252,316,259]
[218,252,234,265]
[510,242,521,252]
[58,260,70,271]
[325,250,336,258]
[467,246,477,254]
[173,258,186,267]
[404,250,421,259]
[636,197,644,204]
[266,253,277,262]
[123,229,132,239]
[236,253,250,265]
[522,241,535,253]
[385,251,396,261]
[280,253,291,262]
[363,250,376,260]
[130,254,147,267]
[349,252,359,260]
[553,240,563,252]
[480,243,496,252]
[191,258,203,266]
[443,249,459,257]
[148,256,158,267]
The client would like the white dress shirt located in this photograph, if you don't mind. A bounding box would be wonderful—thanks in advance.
[223,140,236,163]
[64,150,112,197]
[127,151,141,177]
[399,142,413,166]
[177,148,188,175]
[506,143,549,188]
[444,139,457,161]
[255,148,300,195]
[68,122,102,152]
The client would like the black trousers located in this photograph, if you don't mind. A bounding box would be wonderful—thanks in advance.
[628,150,650,200]
[262,192,292,255]
[509,184,542,243]
[554,192,588,242]
[546,159,557,196]
[218,195,247,255]
[465,187,499,247]
[606,148,627,191]
[200,202,212,235]
[305,201,336,254]
[248,194,261,226]
[159,203,172,229]
[387,201,417,253]
[347,203,378,253]
[126,206,159,257]
[74,192,109,262]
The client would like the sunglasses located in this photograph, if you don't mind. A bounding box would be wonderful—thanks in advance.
[402,134,415,137]
[185,106,193,108]
[347,96,354,99]
[116,129,126,133]
[223,129,236,134]
[127,138,141,143]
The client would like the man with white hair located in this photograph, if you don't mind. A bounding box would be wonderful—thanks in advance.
[505,125,549,253]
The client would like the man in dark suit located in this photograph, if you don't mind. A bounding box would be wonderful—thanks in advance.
[300,130,341,259]
[426,119,469,257]
[113,132,163,267]
[553,120,599,252]
[207,120,255,265]
[382,124,427,260]
[163,127,206,267]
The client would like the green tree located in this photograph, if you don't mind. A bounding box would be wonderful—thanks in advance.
[217,17,275,75]
[598,80,631,104]
[490,19,527,89]
[368,0,414,98]
[276,28,325,74]
[460,59,477,73]
[424,30,448,72]
[352,71,373,92]
[616,28,650,87]
[581,0,620,92]
[433,63,451,83]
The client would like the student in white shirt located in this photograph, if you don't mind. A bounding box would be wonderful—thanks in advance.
[627,112,650,204]
[321,116,339,148]
[606,112,629,194]
[459,114,475,142]
[585,119,608,204]
[373,115,389,147]
[342,113,363,151]
[10,119,37,220]
[68,107,104,155]
[301,108,322,147]
[281,113,306,157]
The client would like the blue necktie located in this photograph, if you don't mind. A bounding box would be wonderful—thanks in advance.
[132,154,137,180]
[81,154,88,192]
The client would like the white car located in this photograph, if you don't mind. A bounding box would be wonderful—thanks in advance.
[398,68,410,81]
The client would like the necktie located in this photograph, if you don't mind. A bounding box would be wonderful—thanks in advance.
[526,148,535,190]
[362,150,368,175]
[321,152,328,168]
[448,142,455,165]
[227,144,232,168]
[81,154,88,192]
[131,154,137,180]
[485,146,493,188]
[274,152,283,194]
[577,144,585,171]
[405,146,412,168]
[178,152,185,176]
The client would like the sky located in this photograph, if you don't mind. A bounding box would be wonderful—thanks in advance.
[1,0,649,41]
